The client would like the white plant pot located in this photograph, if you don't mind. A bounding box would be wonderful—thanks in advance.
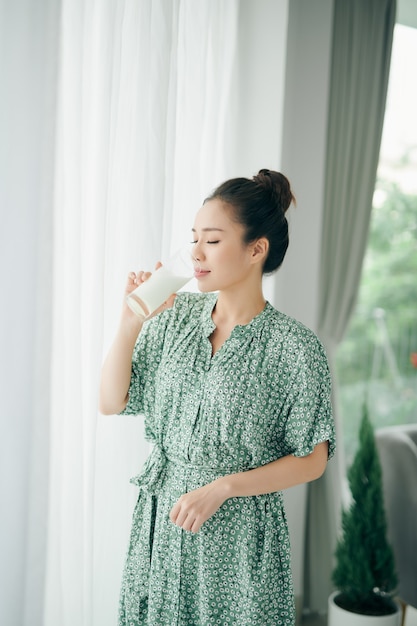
[328,591,401,626]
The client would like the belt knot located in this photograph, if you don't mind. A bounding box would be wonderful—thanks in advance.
[130,442,167,494]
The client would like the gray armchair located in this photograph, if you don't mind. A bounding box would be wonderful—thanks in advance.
[375,424,417,623]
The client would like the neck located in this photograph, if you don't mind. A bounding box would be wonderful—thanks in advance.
[213,287,266,327]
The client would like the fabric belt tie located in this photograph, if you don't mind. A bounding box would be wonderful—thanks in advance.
[130,441,252,495]
[130,442,168,494]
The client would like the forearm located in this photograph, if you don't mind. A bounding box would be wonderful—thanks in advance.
[219,441,329,499]
[99,267,175,415]
[170,442,329,533]
[99,317,144,415]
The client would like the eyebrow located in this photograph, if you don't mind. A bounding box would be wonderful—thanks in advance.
[191,227,225,232]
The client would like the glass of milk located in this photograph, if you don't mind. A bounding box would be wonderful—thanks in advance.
[126,246,198,318]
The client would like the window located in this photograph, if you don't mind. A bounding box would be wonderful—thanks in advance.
[336,24,417,466]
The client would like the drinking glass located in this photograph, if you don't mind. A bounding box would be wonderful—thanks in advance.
[126,246,198,318]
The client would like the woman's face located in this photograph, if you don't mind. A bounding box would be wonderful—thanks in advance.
[192,198,260,293]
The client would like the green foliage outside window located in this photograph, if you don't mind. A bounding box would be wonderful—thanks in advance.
[336,180,417,465]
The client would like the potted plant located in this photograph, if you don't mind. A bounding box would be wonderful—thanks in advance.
[328,403,401,625]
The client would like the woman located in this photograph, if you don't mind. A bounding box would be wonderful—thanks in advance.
[100,169,336,626]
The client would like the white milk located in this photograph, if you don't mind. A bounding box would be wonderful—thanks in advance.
[126,266,191,317]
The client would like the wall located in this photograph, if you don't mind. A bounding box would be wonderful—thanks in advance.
[277,0,334,333]
[278,0,334,610]
[231,0,289,177]
[398,0,417,27]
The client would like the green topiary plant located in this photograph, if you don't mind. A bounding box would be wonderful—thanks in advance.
[332,403,398,616]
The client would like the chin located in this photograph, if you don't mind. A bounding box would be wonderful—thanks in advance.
[197,283,215,293]
[196,276,221,293]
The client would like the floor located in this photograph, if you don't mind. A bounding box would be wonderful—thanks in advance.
[301,604,417,626]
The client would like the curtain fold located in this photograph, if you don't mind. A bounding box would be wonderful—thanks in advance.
[0,1,61,625]
[303,0,397,613]
[45,2,239,624]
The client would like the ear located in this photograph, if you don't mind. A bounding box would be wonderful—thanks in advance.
[249,237,269,265]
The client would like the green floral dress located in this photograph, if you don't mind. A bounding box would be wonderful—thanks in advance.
[119,292,335,626]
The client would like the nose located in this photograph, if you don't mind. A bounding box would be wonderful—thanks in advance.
[192,240,205,261]
[191,242,204,271]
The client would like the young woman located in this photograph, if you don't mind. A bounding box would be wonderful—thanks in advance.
[100,169,336,626]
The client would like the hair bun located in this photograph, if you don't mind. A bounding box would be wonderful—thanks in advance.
[254,169,295,214]
[207,169,295,273]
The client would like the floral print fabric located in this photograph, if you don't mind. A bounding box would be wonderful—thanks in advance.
[119,292,335,625]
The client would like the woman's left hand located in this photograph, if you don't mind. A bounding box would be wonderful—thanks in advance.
[169,479,228,533]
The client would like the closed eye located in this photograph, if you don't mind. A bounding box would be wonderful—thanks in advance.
[190,240,220,244]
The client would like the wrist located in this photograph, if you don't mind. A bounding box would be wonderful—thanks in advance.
[118,313,145,341]
[216,474,236,501]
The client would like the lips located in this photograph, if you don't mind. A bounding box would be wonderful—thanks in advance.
[194,268,210,279]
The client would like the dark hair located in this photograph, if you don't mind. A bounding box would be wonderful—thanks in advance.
[205,168,295,274]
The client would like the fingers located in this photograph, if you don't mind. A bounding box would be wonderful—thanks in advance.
[128,271,151,285]
[126,270,151,294]
[170,498,201,533]
[127,260,162,288]
[169,483,225,533]
[127,260,163,287]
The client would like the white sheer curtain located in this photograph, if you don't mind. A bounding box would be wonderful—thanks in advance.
[0,1,60,625]
[45,2,239,624]
[1,1,290,624]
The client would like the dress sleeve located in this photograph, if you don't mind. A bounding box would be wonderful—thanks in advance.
[119,309,171,416]
[281,334,336,459]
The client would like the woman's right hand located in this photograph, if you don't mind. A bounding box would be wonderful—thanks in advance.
[122,262,176,324]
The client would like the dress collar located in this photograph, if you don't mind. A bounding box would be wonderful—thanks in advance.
[200,293,273,338]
